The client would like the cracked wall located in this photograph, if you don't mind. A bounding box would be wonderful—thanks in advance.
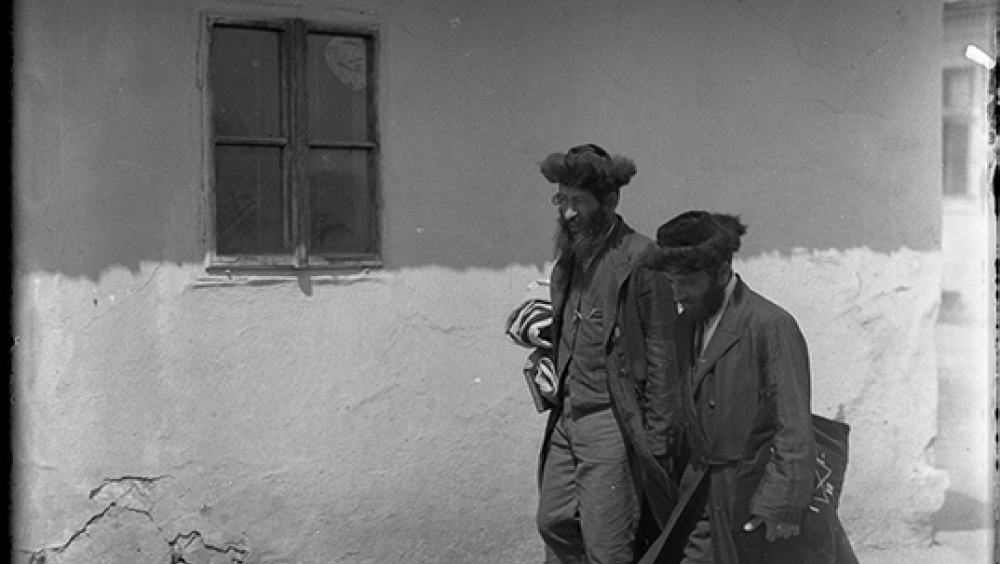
[14,0,948,562]
[27,477,250,564]
[16,264,552,564]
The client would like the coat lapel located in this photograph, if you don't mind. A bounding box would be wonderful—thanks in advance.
[550,252,571,324]
[548,252,572,383]
[601,220,634,346]
[690,279,746,397]
[549,217,633,377]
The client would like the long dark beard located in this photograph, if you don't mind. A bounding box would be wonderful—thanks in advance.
[687,279,727,322]
[554,209,613,261]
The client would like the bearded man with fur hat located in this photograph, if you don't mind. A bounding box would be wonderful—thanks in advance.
[535,144,683,564]
[641,212,857,564]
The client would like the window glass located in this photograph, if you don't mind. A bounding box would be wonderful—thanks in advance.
[211,27,282,138]
[942,67,975,111]
[215,146,287,254]
[307,149,373,257]
[208,18,378,268]
[307,33,369,142]
[942,120,969,196]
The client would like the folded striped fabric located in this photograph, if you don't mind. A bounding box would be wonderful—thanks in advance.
[526,348,556,394]
[524,347,557,410]
[505,298,553,349]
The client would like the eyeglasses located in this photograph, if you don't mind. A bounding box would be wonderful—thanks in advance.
[551,193,592,209]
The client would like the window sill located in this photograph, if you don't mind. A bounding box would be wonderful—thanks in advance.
[194,262,384,289]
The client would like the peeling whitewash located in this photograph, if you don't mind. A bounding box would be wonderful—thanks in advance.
[16,247,945,562]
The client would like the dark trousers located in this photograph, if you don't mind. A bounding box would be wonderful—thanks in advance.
[678,506,713,564]
[537,404,639,564]
[674,465,711,564]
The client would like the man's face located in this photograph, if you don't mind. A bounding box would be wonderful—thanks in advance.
[553,185,605,235]
[552,184,616,259]
[664,267,727,321]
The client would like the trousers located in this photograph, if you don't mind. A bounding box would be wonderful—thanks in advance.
[679,506,713,564]
[537,403,639,564]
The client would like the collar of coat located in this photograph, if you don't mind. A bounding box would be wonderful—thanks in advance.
[682,276,752,394]
[549,217,655,346]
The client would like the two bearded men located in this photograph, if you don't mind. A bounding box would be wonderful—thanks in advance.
[534,144,857,564]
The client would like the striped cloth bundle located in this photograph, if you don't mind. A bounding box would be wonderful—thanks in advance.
[505,298,553,349]
[523,348,557,412]
[525,348,556,395]
[506,285,557,411]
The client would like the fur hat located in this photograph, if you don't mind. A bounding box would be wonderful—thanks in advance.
[539,144,637,196]
[643,211,747,273]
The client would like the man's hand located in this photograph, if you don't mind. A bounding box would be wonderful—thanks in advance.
[743,516,801,542]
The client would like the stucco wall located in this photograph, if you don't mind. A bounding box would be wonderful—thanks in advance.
[14,0,947,562]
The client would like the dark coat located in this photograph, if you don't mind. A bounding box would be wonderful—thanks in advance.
[539,217,683,530]
[674,278,824,564]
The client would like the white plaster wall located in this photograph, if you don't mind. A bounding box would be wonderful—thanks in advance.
[17,264,550,563]
[15,249,948,560]
[736,249,946,546]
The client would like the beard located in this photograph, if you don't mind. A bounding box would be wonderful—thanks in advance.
[554,207,614,261]
[685,279,727,322]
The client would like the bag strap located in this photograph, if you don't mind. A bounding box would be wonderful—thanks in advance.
[636,468,707,564]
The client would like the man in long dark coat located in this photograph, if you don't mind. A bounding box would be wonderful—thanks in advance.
[642,211,857,564]
[535,144,683,564]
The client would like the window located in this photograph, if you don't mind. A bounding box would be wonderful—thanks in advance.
[942,119,970,196]
[941,66,978,197]
[942,67,975,111]
[206,16,380,270]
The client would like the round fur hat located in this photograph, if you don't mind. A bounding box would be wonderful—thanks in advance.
[539,144,637,196]
[643,211,747,273]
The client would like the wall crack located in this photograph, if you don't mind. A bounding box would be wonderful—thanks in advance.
[25,476,249,564]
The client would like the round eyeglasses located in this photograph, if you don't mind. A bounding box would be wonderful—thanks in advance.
[551,193,592,210]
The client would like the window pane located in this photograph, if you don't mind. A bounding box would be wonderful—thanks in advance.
[942,120,969,196]
[211,27,282,138]
[307,149,374,257]
[215,146,287,255]
[942,68,974,110]
[307,34,369,142]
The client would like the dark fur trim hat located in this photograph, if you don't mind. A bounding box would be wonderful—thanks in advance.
[539,144,637,196]
[643,211,747,273]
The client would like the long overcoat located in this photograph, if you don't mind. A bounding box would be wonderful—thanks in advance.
[671,278,828,564]
[539,217,683,532]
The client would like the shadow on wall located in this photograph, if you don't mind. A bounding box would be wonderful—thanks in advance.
[931,490,989,532]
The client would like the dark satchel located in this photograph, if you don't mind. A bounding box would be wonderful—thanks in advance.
[638,415,859,564]
[810,415,849,515]
[755,414,859,564]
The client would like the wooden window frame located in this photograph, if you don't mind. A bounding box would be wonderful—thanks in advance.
[203,15,382,273]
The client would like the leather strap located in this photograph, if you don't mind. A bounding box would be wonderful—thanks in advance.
[636,467,708,564]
